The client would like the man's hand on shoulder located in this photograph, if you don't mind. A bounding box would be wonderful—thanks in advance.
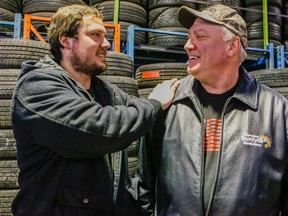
[148,78,181,110]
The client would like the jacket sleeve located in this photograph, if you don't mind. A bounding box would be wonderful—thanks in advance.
[280,171,288,215]
[280,102,288,215]
[12,70,162,159]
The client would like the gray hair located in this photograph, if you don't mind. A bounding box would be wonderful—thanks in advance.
[220,26,247,63]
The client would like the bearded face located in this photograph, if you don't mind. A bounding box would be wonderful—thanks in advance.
[70,48,108,78]
[66,15,111,78]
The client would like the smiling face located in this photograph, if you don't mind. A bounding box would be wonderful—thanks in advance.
[69,15,111,77]
[184,18,229,82]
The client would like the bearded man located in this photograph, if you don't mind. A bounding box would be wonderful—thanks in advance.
[11,5,179,216]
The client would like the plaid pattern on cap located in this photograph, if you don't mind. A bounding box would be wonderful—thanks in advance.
[177,4,248,48]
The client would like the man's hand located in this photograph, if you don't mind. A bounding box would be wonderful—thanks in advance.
[148,78,181,110]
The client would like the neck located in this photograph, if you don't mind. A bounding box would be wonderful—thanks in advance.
[60,61,91,89]
[201,68,239,94]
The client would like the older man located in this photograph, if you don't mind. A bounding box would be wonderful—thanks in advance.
[135,4,288,216]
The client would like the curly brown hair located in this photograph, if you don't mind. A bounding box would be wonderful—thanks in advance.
[47,5,103,63]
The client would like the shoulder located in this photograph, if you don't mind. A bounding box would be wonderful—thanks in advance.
[257,83,288,110]
[17,68,68,89]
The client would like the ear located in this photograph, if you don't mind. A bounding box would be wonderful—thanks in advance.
[227,37,241,57]
[59,35,73,49]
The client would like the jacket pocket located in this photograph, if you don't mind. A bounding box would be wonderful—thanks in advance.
[59,184,112,209]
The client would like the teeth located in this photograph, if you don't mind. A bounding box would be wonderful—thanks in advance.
[190,56,199,59]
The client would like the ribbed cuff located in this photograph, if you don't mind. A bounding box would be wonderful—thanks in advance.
[147,99,163,118]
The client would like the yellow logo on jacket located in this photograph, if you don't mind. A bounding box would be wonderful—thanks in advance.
[241,134,271,148]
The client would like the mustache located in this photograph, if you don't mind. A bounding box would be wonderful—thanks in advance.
[96,51,107,56]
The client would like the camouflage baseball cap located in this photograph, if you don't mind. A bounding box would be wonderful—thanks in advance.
[177,4,248,48]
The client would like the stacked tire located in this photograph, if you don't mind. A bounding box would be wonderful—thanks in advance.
[98,51,138,98]
[0,39,50,216]
[136,62,188,98]
[22,0,86,34]
[0,0,21,36]
[0,70,19,215]
[147,0,196,48]
[197,0,242,14]
[243,0,282,49]
[250,68,288,98]
[284,1,288,53]
[93,0,148,48]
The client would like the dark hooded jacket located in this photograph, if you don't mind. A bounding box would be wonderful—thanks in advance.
[11,55,162,216]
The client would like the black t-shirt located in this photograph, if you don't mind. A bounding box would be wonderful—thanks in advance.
[87,80,106,105]
[197,83,236,214]
[87,86,96,101]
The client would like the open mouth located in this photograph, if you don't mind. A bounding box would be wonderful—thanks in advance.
[97,54,106,58]
[96,51,107,58]
[189,56,200,60]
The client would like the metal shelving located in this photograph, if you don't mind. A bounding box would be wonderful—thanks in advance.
[125,25,276,73]
[0,3,285,70]
[276,45,288,68]
[0,13,121,52]
[0,13,21,39]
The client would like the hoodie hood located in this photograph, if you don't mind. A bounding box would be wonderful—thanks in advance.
[20,55,65,79]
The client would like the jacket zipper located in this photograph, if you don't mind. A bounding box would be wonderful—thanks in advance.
[205,97,232,216]
[190,95,205,216]
[110,90,122,204]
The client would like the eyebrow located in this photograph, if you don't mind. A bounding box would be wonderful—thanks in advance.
[188,29,206,37]
[88,28,107,36]
[193,29,207,34]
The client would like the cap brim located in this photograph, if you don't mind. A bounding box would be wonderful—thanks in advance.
[178,6,223,29]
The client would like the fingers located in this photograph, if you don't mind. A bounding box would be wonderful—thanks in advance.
[152,78,180,93]
[161,78,178,88]
[147,78,181,110]
[171,80,181,91]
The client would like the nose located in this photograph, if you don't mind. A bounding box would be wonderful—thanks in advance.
[102,37,111,50]
[184,39,194,52]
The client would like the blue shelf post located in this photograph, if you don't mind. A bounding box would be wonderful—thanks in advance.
[0,13,22,39]
[14,13,22,39]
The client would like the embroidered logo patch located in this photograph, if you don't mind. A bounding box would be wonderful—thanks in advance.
[241,134,271,148]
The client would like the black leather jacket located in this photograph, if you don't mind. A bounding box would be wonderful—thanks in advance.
[136,67,288,216]
[11,56,162,216]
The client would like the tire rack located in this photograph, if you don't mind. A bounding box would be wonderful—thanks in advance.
[0,13,21,39]
[125,25,275,76]
[23,14,51,43]
[0,13,121,52]
[0,6,282,70]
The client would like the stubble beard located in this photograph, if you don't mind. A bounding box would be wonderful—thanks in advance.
[71,50,107,78]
